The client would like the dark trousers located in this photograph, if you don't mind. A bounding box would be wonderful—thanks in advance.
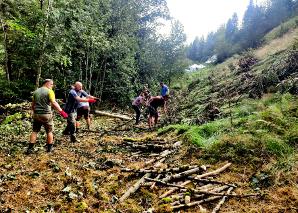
[64,112,77,135]
[132,105,141,124]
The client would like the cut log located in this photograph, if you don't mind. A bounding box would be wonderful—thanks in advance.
[159,163,231,198]
[144,150,173,166]
[185,195,191,204]
[161,167,203,183]
[187,176,236,187]
[121,165,199,174]
[94,110,132,120]
[212,187,234,213]
[124,142,172,151]
[194,163,232,179]
[193,185,230,199]
[118,157,165,202]
[119,173,151,202]
[171,195,222,210]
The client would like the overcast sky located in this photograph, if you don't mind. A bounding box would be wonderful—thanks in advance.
[166,0,265,42]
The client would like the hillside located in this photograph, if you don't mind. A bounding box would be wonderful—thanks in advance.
[0,18,297,213]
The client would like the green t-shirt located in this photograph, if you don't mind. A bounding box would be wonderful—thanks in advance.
[33,87,55,114]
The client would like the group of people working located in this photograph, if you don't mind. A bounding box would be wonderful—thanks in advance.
[132,82,169,129]
[27,79,169,153]
[27,79,97,153]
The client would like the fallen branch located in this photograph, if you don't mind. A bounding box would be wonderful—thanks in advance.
[124,142,172,150]
[193,185,230,199]
[171,195,222,210]
[119,173,151,203]
[161,167,203,183]
[144,150,173,166]
[212,187,234,213]
[187,176,236,187]
[118,157,165,202]
[121,165,199,174]
[160,163,231,198]
[94,110,132,120]
[145,178,249,198]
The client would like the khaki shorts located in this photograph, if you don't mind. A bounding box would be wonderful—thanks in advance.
[33,114,53,133]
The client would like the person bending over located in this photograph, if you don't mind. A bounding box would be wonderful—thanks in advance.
[147,96,165,129]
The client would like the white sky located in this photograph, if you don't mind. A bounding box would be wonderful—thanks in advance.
[166,0,265,43]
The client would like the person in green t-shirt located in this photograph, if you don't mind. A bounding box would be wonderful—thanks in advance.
[27,79,68,153]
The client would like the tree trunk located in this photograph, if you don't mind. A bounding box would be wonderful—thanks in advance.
[35,0,52,89]
[85,47,89,88]
[1,19,10,82]
[99,60,107,100]
[79,58,82,81]
[94,59,105,97]
[88,50,93,93]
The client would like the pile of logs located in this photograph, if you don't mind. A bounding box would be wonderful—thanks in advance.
[119,162,259,212]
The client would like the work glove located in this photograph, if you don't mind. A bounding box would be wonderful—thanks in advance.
[59,110,68,118]
[87,98,96,103]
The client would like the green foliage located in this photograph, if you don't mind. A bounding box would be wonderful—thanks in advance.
[158,119,227,147]
[1,112,23,125]
[0,78,34,100]
[0,0,185,105]
[161,197,172,203]
[263,135,293,157]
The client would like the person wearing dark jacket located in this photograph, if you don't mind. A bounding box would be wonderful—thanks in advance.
[63,82,97,142]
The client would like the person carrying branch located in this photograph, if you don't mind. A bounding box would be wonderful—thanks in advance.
[147,96,165,129]
[63,81,97,142]
[132,92,145,125]
[27,79,68,154]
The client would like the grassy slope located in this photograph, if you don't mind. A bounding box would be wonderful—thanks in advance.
[161,16,298,212]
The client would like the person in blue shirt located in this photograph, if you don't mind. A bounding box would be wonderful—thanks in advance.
[63,82,97,142]
[160,82,169,114]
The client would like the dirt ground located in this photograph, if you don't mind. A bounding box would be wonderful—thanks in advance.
[0,114,297,213]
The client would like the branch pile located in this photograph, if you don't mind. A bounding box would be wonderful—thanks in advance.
[119,162,259,212]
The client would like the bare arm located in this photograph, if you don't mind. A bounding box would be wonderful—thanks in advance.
[74,96,90,102]
[51,100,63,112]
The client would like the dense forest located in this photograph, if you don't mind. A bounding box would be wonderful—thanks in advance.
[187,0,298,63]
[0,0,186,104]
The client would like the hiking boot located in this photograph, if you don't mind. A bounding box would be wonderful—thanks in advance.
[62,130,70,135]
[25,143,34,155]
[70,135,80,143]
[46,144,53,152]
